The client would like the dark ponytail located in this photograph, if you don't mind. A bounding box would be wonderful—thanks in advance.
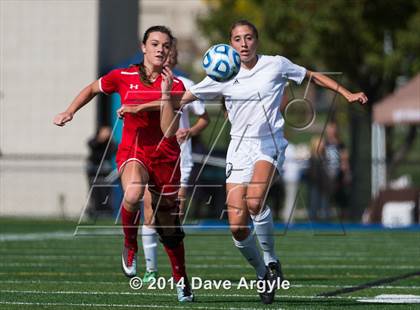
[138,63,151,86]
[139,25,174,86]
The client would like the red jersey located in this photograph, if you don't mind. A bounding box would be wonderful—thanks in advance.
[99,65,185,151]
[99,65,184,196]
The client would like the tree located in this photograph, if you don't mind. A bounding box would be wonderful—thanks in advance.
[198,0,420,219]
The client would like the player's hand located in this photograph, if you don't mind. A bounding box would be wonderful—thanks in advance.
[161,65,173,98]
[347,92,368,105]
[53,111,73,126]
[117,105,139,118]
[176,128,190,144]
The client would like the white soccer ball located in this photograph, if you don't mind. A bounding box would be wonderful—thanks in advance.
[202,44,241,82]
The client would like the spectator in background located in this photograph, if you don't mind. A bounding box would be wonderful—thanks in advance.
[323,121,351,219]
[281,142,301,224]
[86,126,117,219]
[307,136,331,221]
[280,82,301,224]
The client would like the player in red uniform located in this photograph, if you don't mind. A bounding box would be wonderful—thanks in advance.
[53,25,193,302]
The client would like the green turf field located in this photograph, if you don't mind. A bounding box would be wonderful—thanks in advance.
[1,218,419,309]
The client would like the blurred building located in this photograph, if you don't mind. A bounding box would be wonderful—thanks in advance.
[0,0,208,218]
[139,0,208,74]
[0,1,98,218]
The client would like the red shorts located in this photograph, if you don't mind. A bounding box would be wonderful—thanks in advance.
[116,136,181,197]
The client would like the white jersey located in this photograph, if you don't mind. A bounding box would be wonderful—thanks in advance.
[189,55,306,138]
[178,76,206,171]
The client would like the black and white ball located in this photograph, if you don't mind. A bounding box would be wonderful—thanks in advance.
[202,44,240,82]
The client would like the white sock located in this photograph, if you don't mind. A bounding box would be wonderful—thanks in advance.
[142,225,158,272]
[233,233,266,279]
[251,206,278,265]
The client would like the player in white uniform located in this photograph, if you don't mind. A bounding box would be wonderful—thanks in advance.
[188,20,367,304]
[119,20,367,304]
[141,41,209,283]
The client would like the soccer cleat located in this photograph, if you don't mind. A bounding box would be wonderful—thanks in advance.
[267,260,283,283]
[258,268,274,304]
[176,279,194,302]
[121,246,137,278]
[142,270,158,284]
[259,260,283,304]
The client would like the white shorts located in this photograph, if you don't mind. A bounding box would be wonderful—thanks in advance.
[225,134,288,184]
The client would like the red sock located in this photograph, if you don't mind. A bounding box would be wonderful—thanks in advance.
[164,242,187,282]
[121,206,140,251]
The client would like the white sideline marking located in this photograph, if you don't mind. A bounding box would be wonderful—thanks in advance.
[0,289,180,297]
[1,253,418,267]
[0,280,120,285]
[0,232,73,242]
[0,301,275,310]
[1,280,419,290]
[357,294,420,304]
[1,259,419,270]
[0,258,420,270]
[0,271,391,279]
[189,255,418,263]
[189,264,420,270]
[190,255,418,263]
[2,249,417,262]
[7,289,420,305]
[0,271,384,279]
[0,289,359,300]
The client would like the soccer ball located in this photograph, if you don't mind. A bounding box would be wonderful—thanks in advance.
[202,44,240,82]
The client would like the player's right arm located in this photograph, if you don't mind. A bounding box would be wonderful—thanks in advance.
[116,89,198,118]
[175,89,198,110]
[53,80,101,126]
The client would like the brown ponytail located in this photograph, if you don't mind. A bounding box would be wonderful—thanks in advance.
[138,62,151,86]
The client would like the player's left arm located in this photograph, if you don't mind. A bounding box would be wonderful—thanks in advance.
[190,111,210,136]
[306,70,368,104]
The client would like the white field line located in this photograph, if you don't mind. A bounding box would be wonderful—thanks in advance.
[0,250,417,261]
[0,232,73,241]
[0,255,112,260]
[3,229,417,243]
[1,261,419,270]
[190,264,420,270]
[1,249,418,260]
[357,294,420,304]
[1,253,417,265]
[0,268,398,279]
[291,284,420,289]
[0,289,360,300]
[0,272,383,279]
[0,279,419,290]
[0,300,279,310]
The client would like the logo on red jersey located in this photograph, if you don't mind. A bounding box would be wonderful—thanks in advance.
[129,84,139,90]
